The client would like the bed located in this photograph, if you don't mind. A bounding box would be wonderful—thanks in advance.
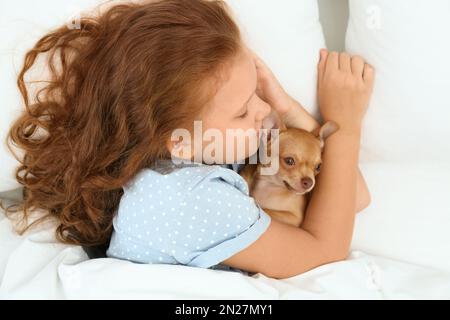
[1,0,450,299]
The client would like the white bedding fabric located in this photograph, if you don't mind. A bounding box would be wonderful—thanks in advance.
[1,206,449,299]
[1,0,450,299]
[345,0,450,272]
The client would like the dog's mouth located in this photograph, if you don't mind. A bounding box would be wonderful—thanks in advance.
[283,180,308,195]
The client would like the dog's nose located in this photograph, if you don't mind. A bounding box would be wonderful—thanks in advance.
[301,177,313,190]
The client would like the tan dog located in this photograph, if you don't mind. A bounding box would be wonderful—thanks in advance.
[239,111,339,227]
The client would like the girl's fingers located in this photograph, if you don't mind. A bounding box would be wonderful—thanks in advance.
[339,52,351,72]
[251,50,272,78]
[363,63,375,83]
[249,47,263,68]
[351,55,365,77]
[251,49,268,71]
[252,52,262,68]
[250,48,267,97]
[318,49,328,83]
[326,51,339,74]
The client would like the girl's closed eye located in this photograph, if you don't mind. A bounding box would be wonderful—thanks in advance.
[238,108,249,119]
[236,91,255,119]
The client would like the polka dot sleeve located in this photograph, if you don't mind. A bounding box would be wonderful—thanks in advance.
[106,165,271,270]
[178,167,272,269]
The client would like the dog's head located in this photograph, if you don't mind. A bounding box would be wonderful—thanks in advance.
[259,116,339,195]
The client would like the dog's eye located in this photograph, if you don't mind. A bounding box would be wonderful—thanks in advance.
[315,163,322,172]
[284,157,295,166]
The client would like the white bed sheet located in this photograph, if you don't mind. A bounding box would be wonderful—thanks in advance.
[1,206,449,299]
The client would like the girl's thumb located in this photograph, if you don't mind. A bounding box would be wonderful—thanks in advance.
[320,48,328,60]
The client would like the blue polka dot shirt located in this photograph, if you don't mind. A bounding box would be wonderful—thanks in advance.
[106,159,271,274]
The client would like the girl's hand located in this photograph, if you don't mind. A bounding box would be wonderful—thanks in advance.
[250,48,320,132]
[318,49,375,133]
[249,49,291,116]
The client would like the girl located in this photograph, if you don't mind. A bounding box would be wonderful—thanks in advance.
[3,0,373,279]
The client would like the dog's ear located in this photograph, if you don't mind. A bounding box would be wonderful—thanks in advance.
[312,121,340,150]
[259,109,286,164]
[263,109,287,132]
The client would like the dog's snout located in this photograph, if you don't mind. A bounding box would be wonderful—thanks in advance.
[301,177,313,190]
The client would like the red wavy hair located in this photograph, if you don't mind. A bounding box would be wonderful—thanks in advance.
[1,0,242,248]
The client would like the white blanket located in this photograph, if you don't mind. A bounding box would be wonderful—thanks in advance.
[1,207,449,299]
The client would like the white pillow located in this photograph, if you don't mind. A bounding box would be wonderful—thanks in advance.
[226,0,325,121]
[0,0,102,192]
[346,0,450,271]
[0,0,325,192]
[346,0,450,163]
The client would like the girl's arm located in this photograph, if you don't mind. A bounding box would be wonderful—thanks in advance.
[223,126,362,279]
[224,48,373,279]
[282,96,371,213]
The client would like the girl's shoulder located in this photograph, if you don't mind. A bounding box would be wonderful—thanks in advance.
[110,160,270,269]
[123,161,248,196]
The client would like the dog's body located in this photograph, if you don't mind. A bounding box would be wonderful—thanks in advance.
[240,163,309,226]
[239,113,339,227]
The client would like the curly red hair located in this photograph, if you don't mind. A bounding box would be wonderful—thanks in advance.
[1,0,242,248]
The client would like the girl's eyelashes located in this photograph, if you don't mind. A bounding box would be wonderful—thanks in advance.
[237,91,255,119]
[238,109,249,118]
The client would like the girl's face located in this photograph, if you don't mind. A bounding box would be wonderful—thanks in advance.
[199,46,272,163]
[167,46,272,164]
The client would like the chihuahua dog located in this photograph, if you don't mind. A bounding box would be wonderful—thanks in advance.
[239,111,339,227]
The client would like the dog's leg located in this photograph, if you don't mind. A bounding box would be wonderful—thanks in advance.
[263,208,303,227]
